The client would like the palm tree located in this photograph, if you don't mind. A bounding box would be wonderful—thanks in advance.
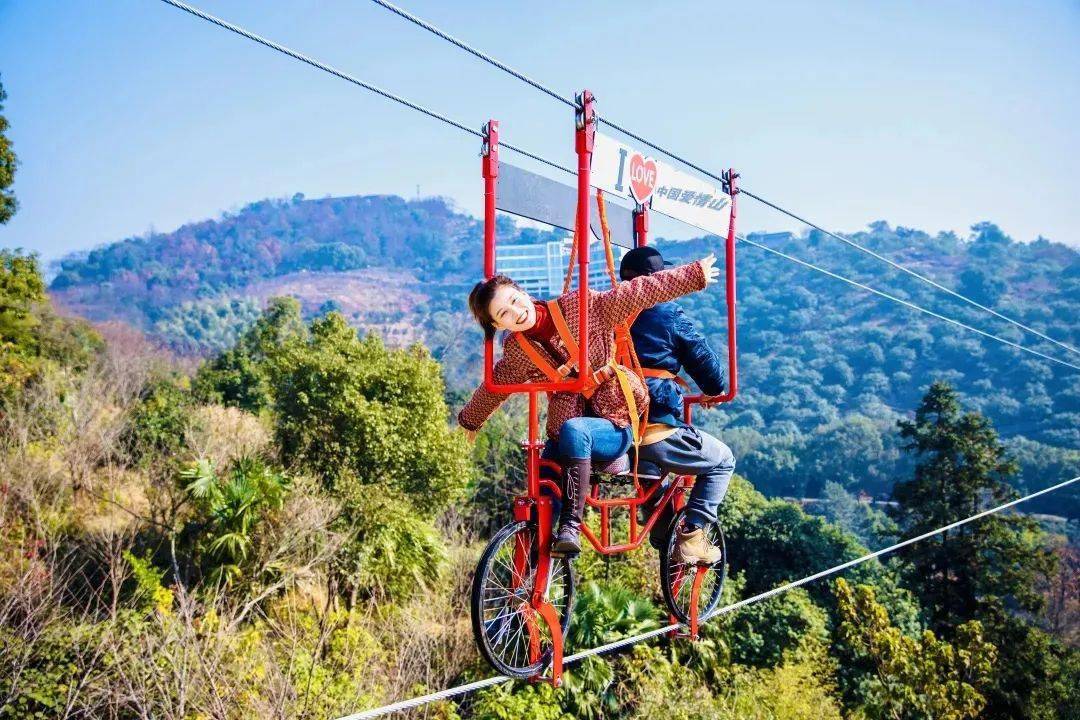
[564,582,661,719]
[181,455,290,587]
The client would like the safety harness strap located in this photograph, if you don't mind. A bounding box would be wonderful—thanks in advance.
[612,365,643,445]
[546,299,580,362]
[513,334,566,384]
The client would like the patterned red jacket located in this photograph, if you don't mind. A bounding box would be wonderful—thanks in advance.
[458,261,707,441]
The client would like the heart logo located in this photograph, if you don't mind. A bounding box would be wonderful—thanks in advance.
[628,153,658,205]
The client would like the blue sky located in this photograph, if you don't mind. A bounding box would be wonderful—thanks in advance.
[1,0,1078,261]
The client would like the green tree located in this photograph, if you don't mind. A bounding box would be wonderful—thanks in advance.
[468,398,527,536]
[266,312,470,601]
[153,296,262,354]
[192,296,306,412]
[337,485,448,601]
[268,313,469,515]
[562,582,660,720]
[121,375,195,465]
[835,577,995,720]
[724,582,830,668]
[891,381,1052,629]
[805,415,886,494]
[0,250,45,399]
[0,76,17,223]
[891,381,1070,719]
[814,481,897,548]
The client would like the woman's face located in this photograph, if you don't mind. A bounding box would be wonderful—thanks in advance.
[488,284,536,333]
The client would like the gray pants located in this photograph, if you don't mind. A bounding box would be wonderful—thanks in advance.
[636,426,736,545]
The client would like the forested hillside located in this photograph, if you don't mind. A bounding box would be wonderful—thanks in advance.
[5,249,1079,719]
[50,193,1080,515]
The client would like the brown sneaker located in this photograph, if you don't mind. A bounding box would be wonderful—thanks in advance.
[674,527,722,565]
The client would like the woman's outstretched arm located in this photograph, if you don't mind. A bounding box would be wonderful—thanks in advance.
[457,345,529,433]
[593,256,715,327]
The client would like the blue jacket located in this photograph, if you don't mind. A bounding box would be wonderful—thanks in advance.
[629,301,726,427]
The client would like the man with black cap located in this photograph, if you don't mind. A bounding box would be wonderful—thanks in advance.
[620,246,736,565]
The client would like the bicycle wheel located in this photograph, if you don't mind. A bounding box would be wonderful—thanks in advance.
[471,520,575,678]
[660,508,727,625]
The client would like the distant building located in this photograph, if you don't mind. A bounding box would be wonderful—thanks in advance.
[496,238,626,297]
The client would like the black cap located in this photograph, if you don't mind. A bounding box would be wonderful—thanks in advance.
[620,246,673,280]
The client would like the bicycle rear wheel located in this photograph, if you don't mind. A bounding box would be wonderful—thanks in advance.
[471,520,575,678]
[660,508,727,625]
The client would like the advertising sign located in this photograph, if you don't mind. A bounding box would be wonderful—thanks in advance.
[591,132,732,236]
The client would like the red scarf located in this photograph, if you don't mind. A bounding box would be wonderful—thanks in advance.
[522,301,563,363]
[524,301,556,343]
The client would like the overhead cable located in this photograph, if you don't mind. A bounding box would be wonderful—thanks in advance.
[156,0,1079,372]
[736,234,1080,372]
[365,0,1080,360]
[156,0,572,176]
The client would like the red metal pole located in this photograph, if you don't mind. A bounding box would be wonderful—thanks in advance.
[480,111,588,394]
[633,204,649,248]
[719,170,738,401]
[526,391,540,499]
[482,121,500,391]
[574,90,595,379]
[682,170,738,407]
[482,120,499,279]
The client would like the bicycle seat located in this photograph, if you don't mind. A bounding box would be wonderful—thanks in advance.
[594,455,630,475]
[594,456,665,482]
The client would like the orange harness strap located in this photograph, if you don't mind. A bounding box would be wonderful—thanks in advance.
[642,367,692,392]
[546,299,580,361]
[561,234,578,295]
[514,333,567,384]
[514,300,614,400]
[613,364,643,445]
[596,189,619,287]
[548,193,649,473]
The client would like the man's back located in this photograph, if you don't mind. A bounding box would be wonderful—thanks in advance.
[631,300,726,427]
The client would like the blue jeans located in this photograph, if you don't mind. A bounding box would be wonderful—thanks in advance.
[637,427,735,533]
[540,417,632,510]
[557,417,633,461]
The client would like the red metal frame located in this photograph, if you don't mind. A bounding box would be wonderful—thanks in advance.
[478,92,739,685]
[481,93,598,686]
[682,169,739,413]
[481,93,593,395]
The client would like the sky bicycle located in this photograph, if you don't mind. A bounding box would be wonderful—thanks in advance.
[468,91,739,685]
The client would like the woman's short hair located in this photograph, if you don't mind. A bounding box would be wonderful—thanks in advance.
[468,275,521,340]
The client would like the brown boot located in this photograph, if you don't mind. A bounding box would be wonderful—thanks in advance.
[552,458,590,556]
[674,526,723,565]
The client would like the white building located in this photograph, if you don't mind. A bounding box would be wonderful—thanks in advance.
[496,238,626,297]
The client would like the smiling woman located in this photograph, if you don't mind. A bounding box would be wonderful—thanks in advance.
[459,256,717,552]
[467,275,536,338]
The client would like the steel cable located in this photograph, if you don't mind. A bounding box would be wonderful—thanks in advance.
[735,234,1080,372]
[146,6,1080,717]
[156,0,1080,373]
[365,0,1080,360]
[339,473,1080,719]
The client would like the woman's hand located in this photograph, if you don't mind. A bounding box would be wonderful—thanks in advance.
[464,428,478,443]
[699,253,720,285]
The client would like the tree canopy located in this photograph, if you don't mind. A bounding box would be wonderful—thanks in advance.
[0,76,18,224]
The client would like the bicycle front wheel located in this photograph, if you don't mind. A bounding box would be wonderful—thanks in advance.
[471,520,575,678]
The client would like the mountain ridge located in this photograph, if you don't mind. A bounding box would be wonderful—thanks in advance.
[48,192,1080,512]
